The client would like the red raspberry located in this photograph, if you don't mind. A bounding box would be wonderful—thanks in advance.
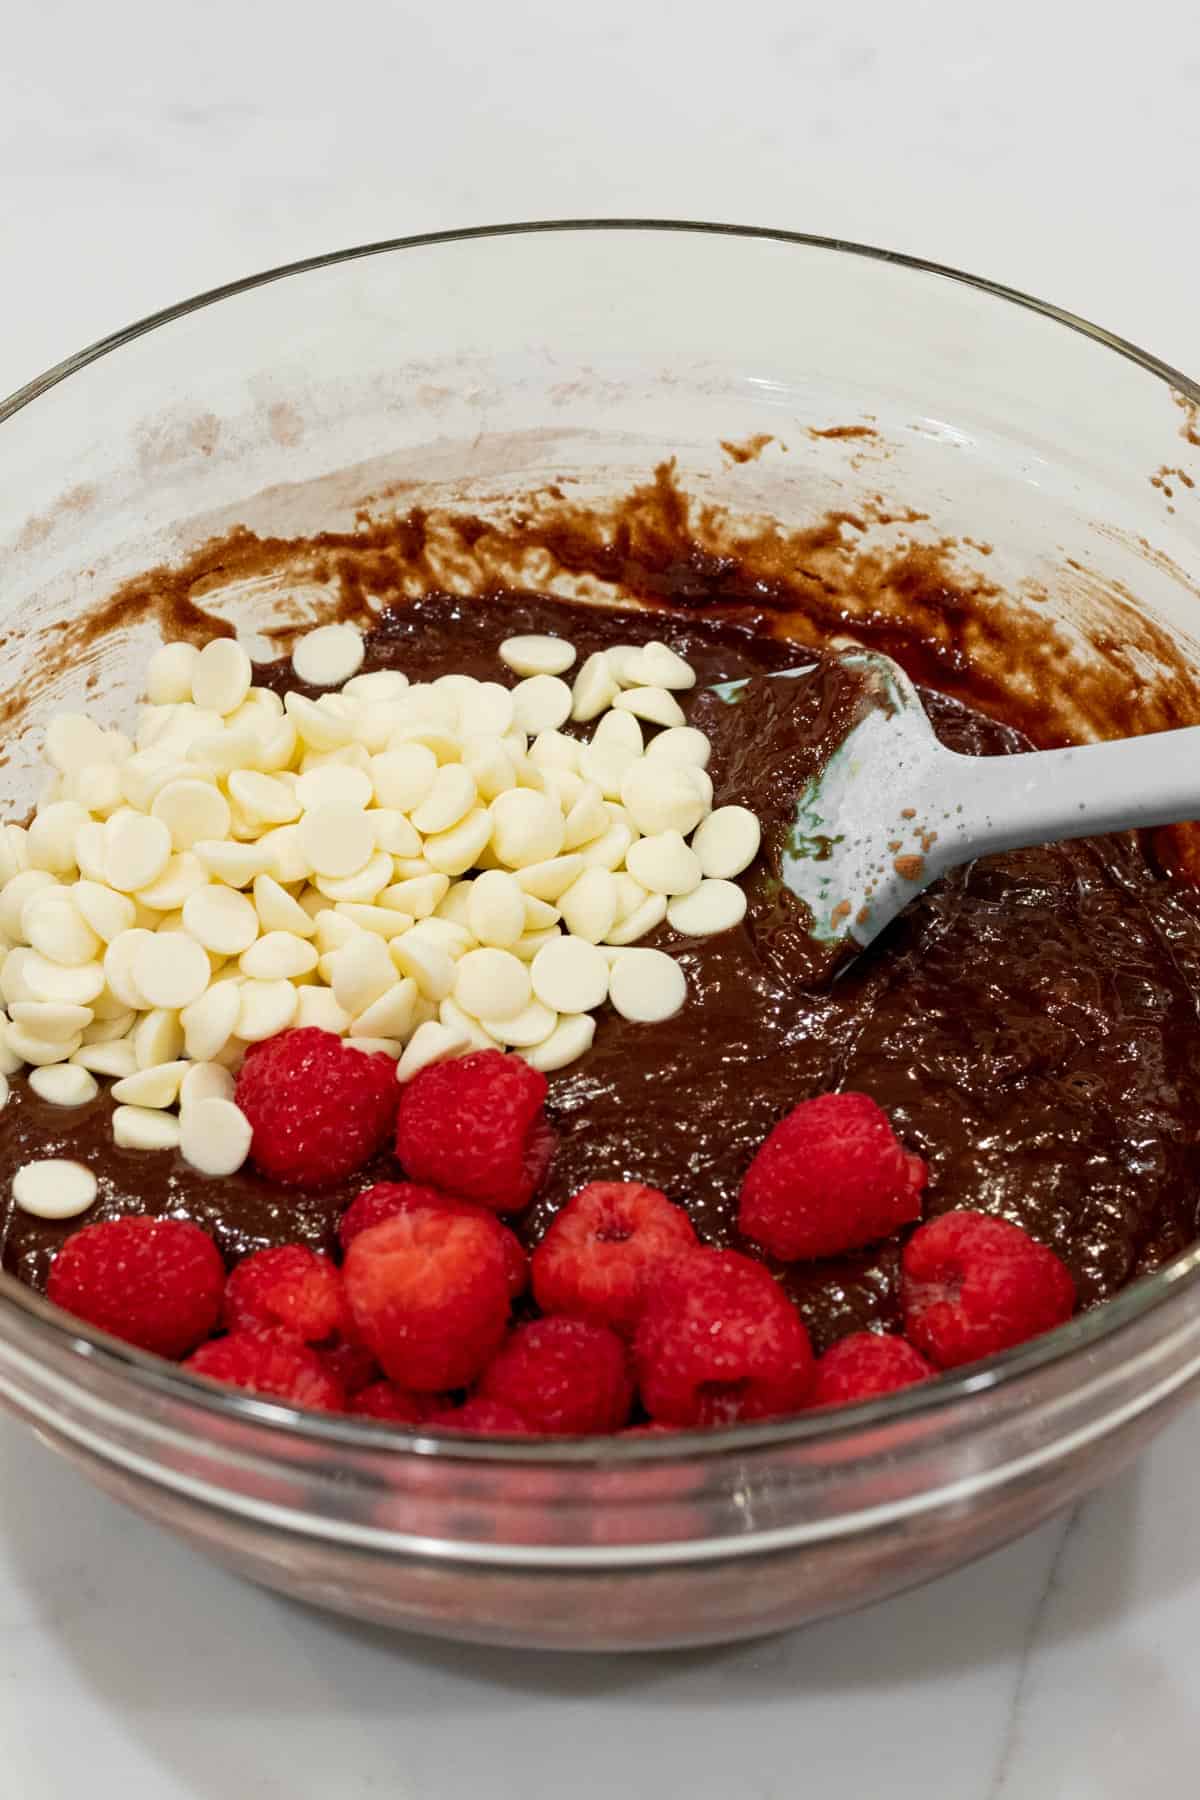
[479,1317,634,1434]
[634,1249,814,1426]
[395,1048,555,1213]
[348,1380,431,1424]
[184,1326,344,1411]
[738,1091,927,1261]
[47,1216,224,1359]
[809,1331,934,1408]
[342,1207,510,1390]
[531,1181,698,1334]
[318,1335,380,1396]
[428,1398,534,1434]
[339,1181,529,1298]
[235,1027,398,1187]
[223,1244,347,1342]
[901,1210,1076,1369]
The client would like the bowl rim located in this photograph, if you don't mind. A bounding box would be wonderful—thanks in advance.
[2,215,1199,1467]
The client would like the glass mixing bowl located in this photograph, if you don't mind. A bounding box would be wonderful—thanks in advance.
[1,222,1199,1651]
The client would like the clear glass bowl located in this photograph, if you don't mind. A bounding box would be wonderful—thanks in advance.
[1,222,1199,1651]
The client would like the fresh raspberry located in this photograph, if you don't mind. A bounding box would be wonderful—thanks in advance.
[340,1181,529,1298]
[318,1335,380,1396]
[738,1091,927,1261]
[478,1317,634,1434]
[47,1215,224,1359]
[395,1048,555,1213]
[235,1027,398,1187]
[184,1326,345,1411]
[428,1398,535,1434]
[223,1244,347,1342]
[348,1380,431,1424]
[809,1331,935,1408]
[531,1181,698,1334]
[474,1310,633,1432]
[342,1207,510,1390]
[634,1249,814,1426]
[901,1210,1076,1369]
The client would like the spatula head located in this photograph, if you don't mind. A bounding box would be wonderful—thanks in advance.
[711,649,942,974]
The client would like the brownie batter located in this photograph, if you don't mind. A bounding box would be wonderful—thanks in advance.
[4,591,1200,1352]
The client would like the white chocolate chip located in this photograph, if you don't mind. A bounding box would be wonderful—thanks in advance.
[645,725,711,767]
[468,683,516,737]
[608,947,687,1023]
[461,735,518,802]
[296,804,374,879]
[111,1060,190,1108]
[0,869,58,939]
[227,770,300,826]
[113,1105,182,1151]
[81,1008,136,1043]
[562,781,610,851]
[423,807,493,877]
[29,1063,99,1106]
[691,805,762,879]
[335,903,412,938]
[9,1026,80,1065]
[344,669,409,702]
[195,838,272,887]
[180,1096,253,1175]
[575,822,635,874]
[239,931,318,980]
[133,1007,184,1069]
[22,953,105,1008]
[237,979,298,1041]
[571,651,620,723]
[481,998,558,1047]
[395,1019,470,1083]
[27,801,89,874]
[131,932,211,1008]
[409,764,476,836]
[72,1038,139,1078]
[191,638,252,715]
[330,933,396,1016]
[104,813,172,893]
[390,932,456,1002]
[557,869,619,944]
[380,874,449,918]
[500,634,577,678]
[522,1011,596,1071]
[622,641,697,691]
[620,760,709,838]
[438,995,501,1050]
[10,1001,93,1042]
[151,778,231,850]
[510,674,573,735]
[252,874,316,938]
[296,763,373,813]
[667,878,748,936]
[146,641,200,705]
[612,686,687,729]
[182,885,259,955]
[467,870,526,949]
[313,850,394,903]
[294,986,352,1034]
[180,1060,236,1110]
[292,622,365,688]
[454,947,531,1021]
[530,935,609,1013]
[490,789,566,869]
[181,981,241,1061]
[407,917,473,958]
[285,690,355,750]
[23,891,102,967]
[45,712,118,775]
[626,830,703,896]
[605,892,669,946]
[13,1157,98,1219]
[369,744,438,812]
[102,930,154,1009]
[352,977,419,1041]
[135,851,209,912]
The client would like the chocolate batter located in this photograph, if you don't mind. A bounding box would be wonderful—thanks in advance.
[4,591,1200,1353]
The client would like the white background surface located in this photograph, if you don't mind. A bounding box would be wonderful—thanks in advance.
[3,3,1200,1794]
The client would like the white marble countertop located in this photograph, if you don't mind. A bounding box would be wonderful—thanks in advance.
[2,3,1199,1794]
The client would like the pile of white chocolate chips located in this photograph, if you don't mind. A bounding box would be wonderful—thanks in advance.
[0,621,761,1220]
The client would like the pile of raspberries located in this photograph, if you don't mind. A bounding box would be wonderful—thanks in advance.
[44,1029,1077,1432]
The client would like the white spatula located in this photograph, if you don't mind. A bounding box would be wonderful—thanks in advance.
[714,649,1198,968]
